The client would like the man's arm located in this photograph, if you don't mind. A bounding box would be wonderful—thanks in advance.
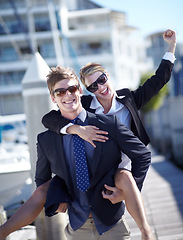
[45,176,72,216]
[35,134,53,187]
[35,133,71,216]
[113,116,151,190]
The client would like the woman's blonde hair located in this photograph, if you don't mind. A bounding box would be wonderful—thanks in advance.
[79,63,105,87]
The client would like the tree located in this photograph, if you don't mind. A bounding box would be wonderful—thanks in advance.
[140,72,168,113]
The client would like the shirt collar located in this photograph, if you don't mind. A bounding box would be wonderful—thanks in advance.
[90,95,104,112]
[61,108,87,123]
[115,91,126,100]
[77,108,87,122]
[90,92,126,114]
[108,93,124,114]
[91,92,126,107]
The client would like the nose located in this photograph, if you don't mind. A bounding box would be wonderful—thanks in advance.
[98,84,105,90]
[65,89,72,96]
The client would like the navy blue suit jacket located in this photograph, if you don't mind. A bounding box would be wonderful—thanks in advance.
[36,112,151,226]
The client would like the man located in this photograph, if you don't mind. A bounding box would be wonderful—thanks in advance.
[36,65,152,240]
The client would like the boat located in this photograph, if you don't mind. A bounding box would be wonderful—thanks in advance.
[0,115,32,217]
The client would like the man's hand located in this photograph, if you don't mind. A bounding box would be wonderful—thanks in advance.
[163,29,176,54]
[56,203,68,213]
[67,125,108,148]
[102,184,125,204]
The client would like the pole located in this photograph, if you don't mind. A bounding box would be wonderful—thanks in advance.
[22,52,67,240]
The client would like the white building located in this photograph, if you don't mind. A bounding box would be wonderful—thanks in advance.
[0,0,150,115]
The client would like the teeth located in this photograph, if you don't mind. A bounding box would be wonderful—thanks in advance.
[101,88,107,94]
[64,100,74,104]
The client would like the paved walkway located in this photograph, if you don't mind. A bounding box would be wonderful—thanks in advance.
[7,147,183,240]
[126,147,183,240]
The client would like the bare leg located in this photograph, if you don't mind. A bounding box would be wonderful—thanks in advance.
[115,169,156,240]
[0,181,50,240]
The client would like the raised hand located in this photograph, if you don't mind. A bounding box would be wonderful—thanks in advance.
[163,29,176,54]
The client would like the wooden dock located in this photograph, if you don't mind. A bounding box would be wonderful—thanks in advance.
[126,147,183,240]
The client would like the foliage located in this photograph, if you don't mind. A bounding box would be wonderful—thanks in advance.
[140,72,168,113]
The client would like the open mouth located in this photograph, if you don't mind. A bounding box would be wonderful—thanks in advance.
[100,88,108,95]
[63,99,75,104]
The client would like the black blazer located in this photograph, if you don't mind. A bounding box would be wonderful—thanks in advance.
[36,112,151,226]
[42,59,173,146]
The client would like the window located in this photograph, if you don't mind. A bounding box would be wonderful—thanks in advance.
[0,47,18,62]
[0,71,25,86]
[20,46,32,55]
[39,42,56,58]
[34,15,51,32]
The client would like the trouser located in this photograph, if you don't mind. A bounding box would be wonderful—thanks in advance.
[64,216,130,240]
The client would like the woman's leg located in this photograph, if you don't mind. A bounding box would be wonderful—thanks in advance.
[0,181,50,240]
[115,169,155,240]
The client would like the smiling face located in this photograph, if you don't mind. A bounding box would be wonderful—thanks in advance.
[85,71,114,103]
[51,78,83,120]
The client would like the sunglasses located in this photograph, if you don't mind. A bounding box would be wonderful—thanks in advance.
[53,84,80,97]
[86,73,108,93]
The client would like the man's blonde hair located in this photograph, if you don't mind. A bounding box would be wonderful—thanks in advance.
[79,63,105,87]
[47,65,79,95]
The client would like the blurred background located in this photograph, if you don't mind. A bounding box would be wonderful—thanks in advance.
[0,0,183,239]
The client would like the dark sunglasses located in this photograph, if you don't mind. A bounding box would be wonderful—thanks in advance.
[53,85,80,97]
[86,73,108,93]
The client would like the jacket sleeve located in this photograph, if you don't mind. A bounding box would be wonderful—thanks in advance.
[113,116,151,190]
[35,134,71,216]
[45,176,72,217]
[133,59,174,110]
[35,133,52,187]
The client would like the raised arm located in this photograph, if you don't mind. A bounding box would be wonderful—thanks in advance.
[133,29,176,110]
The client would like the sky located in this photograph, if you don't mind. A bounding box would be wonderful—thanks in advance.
[92,0,183,43]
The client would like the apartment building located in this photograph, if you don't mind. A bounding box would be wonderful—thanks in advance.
[0,0,149,115]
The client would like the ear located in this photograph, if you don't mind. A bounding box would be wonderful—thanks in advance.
[51,94,56,103]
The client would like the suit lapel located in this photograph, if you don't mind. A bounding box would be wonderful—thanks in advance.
[116,93,148,144]
[87,112,102,181]
[53,134,73,189]
[116,94,130,108]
